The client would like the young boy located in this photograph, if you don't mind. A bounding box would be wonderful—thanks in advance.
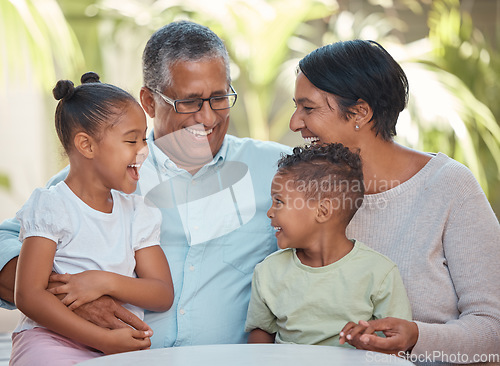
[244,143,411,347]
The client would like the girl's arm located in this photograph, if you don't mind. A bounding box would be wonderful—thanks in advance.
[15,236,152,354]
[49,245,173,312]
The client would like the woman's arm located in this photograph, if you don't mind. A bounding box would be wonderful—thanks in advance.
[347,191,500,360]
[49,245,173,312]
[16,236,152,354]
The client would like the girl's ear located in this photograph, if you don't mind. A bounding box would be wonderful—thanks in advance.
[73,132,95,159]
[316,198,335,223]
[140,87,156,118]
[350,99,373,131]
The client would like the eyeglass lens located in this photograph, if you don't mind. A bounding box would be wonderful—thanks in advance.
[176,95,236,113]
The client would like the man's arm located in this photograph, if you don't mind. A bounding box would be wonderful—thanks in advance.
[0,217,22,306]
[0,257,18,304]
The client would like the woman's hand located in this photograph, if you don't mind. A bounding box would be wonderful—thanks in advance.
[341,317,419,354]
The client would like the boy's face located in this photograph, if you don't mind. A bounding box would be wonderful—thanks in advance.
[267,173,319,250]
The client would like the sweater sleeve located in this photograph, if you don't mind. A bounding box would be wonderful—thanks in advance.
[412,186,500,361]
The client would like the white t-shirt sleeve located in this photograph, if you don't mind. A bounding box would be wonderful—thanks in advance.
[131,195,162,251]
[15,187,72,245]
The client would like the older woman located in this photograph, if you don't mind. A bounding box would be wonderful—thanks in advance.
[290,40,500,362]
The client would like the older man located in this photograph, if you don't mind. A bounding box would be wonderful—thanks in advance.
[0,20,290,348]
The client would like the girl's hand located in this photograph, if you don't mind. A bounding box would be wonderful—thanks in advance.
[48,271,108,310]
[99,328,153,355]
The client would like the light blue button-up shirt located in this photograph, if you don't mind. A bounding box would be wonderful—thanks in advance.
[0,133,291,347]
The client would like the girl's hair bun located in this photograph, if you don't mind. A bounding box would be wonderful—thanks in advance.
[81,72,100,84]
[52,80,75,101]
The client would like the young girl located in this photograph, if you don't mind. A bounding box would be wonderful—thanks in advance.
[10,72,174,365]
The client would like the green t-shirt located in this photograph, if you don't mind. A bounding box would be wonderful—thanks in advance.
[245,240,412,347]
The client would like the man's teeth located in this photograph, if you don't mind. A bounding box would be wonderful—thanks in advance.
[128,164,140,168]
[273,226,282,231]
[304,137,320,144]
[186,127,213,137]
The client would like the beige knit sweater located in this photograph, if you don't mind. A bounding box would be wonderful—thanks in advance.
[346,153,500,365]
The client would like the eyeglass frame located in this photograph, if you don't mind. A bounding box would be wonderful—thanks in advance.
[151,85,237,114]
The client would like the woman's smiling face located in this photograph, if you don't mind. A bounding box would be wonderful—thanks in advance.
[290,71,357,147]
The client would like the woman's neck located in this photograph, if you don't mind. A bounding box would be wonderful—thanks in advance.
[356,139,431,195]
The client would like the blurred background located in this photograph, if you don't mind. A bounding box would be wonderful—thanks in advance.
[1,0,500,229]
[0,0,499,339]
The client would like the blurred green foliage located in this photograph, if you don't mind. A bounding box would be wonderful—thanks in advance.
[1,0,499,216]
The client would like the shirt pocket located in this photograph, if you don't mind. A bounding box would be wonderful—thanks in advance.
[222,223,277,275]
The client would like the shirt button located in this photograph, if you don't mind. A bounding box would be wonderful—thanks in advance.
[179,309,186,315]
[189,265,195,271]
[194,226,199,230]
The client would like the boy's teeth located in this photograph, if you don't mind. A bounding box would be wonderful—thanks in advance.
[304,137,320,144]
[185,127,213,136]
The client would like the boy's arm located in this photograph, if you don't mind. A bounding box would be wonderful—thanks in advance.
[339,266,414,350]
[49,245,173,312]
[372,266,412,321]
[248,328,276,343]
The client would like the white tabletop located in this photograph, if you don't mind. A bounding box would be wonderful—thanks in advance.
[77,344,414,366]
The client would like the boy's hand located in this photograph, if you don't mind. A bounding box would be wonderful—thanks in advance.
[48,271,107,309]
[340,318,418,355]
[339,320,374,348]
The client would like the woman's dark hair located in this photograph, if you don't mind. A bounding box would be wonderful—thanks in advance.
[53,72,137,153]
[277,143,364,223]
[298,40,408,141]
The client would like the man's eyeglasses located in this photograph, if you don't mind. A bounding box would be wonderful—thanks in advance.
[153,85,237,114]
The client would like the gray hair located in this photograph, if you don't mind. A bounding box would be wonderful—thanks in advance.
[142,20,231,91]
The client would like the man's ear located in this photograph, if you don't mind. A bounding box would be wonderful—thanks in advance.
[316,198,335,223]
[73,132,95,159]
[140,87,156,118]
[350,99,373,130]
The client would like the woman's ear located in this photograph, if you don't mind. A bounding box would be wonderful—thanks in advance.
[73,132,95,159]
[351,99,373,130]
[140,87,156,118]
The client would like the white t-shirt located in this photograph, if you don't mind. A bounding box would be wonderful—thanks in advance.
[14,181,162,333]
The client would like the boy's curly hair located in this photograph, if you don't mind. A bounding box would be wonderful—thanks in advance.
[277,143,364,222]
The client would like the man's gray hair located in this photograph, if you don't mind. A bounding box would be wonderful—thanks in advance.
[142,20,231,92]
